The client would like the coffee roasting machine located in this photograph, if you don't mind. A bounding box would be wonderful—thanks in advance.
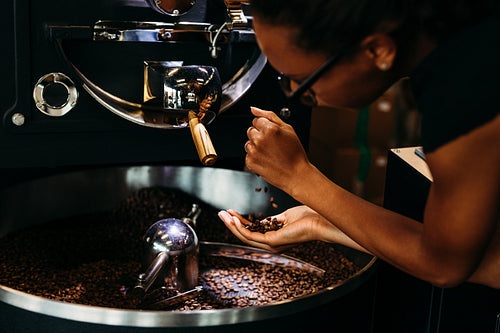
[0,0,378,332]
[1,0,313,183]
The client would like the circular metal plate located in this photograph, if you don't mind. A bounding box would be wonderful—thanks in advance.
[33,72,78,117]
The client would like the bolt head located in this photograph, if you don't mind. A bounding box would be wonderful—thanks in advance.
[280,107,291,119]
[11,113,25,126]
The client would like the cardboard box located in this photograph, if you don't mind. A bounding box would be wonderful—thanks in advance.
[307,83,410,204]
[308,144,388,205]
[309,89,397,151]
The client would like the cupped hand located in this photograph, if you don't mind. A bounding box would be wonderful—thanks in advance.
[218,205,332,253]
[245,107,312,193]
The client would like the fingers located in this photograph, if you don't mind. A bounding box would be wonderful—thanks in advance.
[245,114,277,157]
[244,140,251,153]
[246,125,259,140]
[224,210,269,244]
[218,210,280,252]
[251,115,280,133]
[246,107,282,150]
[245,118,261,157]
[251,106,285,126]
[250,107,282,123]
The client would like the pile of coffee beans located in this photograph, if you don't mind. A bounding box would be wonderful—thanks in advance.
[242,216,284,233]
[143,254,326,311]
[0,187,359,310]
[199,256,323,308]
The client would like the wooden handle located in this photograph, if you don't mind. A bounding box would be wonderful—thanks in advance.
[188,111,217,166]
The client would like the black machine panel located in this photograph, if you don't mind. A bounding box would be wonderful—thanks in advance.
[0,0,310,185]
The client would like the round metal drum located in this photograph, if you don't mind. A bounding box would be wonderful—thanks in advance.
[0,166,377,332]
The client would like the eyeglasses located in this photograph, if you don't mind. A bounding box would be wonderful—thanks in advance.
[278,51,342,106]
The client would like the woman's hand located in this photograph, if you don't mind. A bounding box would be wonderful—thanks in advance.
[219,206,341,252]
[245,107,313,193]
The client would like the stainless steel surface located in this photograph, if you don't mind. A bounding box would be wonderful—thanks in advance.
[144,63,221,164]
[280,107,291,120]
[143,241,326,310]
[145,0,197,16]
[220,51,267,111]
[142,63,221,128]
[201,241,324,275]
[0,166,377,327]
[93,21,226,43]
[135,252,171,296]
[53,20,266,128]
[138,215,200,293]
[32,72,79,117]
[208,22,228,58]
[182,203,202,228]
[144,285,204,309]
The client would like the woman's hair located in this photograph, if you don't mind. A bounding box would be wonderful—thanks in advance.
[250,0,499,55]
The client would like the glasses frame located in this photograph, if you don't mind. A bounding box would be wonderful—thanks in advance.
[279,51,342,106]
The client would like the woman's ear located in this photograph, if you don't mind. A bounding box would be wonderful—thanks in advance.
[361,33,397,71]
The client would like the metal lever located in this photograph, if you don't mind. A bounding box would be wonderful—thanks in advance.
[182,204,202,228]
[142,285,203,309]
[132,252,170,297]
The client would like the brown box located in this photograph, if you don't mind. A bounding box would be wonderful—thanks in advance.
[308,144,388,205]
[307,85,401,204]
[309,88,397,151]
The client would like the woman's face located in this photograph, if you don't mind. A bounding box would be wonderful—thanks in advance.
[253,17,397,110]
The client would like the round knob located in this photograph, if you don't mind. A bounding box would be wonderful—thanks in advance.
[33,72,78,117]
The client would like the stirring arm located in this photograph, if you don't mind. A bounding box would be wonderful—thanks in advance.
[133,251,170,297]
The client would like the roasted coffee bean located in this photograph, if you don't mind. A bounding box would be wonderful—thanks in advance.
[243,216,284,233]
[0,187,359,311]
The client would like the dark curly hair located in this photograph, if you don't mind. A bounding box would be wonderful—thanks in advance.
[250,0,499,55]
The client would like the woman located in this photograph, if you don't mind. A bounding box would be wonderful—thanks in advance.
[218,0,500,330]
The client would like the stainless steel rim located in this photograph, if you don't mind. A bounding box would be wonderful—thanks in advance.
[0,257,376,327]
[0,166,377,327]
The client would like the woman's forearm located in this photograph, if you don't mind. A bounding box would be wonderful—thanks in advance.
[319,223,372,254]
[289,162,444,283]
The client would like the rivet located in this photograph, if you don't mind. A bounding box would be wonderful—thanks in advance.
[11,113,25,126]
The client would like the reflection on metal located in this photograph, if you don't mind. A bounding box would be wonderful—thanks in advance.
[125,166,153,189]
[93,21,232,43]
[51,22,266,128]
[33,72,78,117]
[0,166,376,327]
[142,285,203,309]
[226,7,248,29]
[143,63,221,164]
[77,61,221,129]
[201,242,324,275]
[143,241,324,310]
[135,216,200,295]
[221,52,267,111]
[208,22,228,59]
[143,62,221,118]
[146,0,197,16]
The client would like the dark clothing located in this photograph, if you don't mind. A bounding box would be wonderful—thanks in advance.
[410,8,500,153]
[405,8,500,333]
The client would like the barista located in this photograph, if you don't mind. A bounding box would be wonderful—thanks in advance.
[218,0,500,331]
